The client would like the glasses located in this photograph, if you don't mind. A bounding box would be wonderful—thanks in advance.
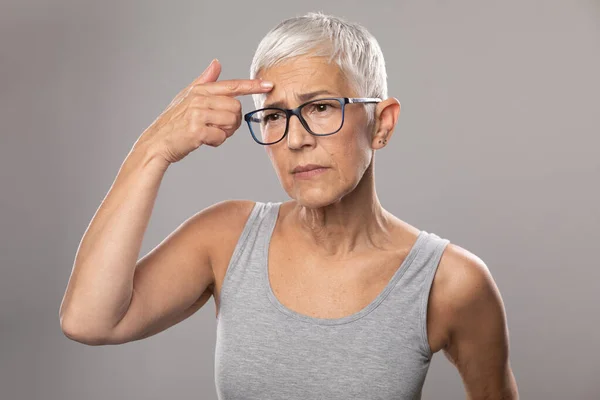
[243,97,382,145]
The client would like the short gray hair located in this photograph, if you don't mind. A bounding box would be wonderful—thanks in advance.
[249,11,388,128]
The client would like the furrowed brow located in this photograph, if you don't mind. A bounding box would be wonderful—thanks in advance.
[263,90,337,109]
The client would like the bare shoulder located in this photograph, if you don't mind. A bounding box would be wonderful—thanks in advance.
[427,241,504,353]
[437,242,499,313]
[433,242,492,298]
[196,199,257,236]
[199,199,257,267]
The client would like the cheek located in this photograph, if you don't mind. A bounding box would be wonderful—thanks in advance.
[266,150,286,180]
[341,125,372,170]
[329,142,370,185]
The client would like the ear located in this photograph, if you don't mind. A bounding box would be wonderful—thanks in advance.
[371,97,401,149]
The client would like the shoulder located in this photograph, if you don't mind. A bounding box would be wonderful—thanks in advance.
[193,199,258,269]
[182,199,257,260]
[190,199,257,226]
[197,198,257,218]
[429,241,504,350]
[193,199,258,243]
[437,242,499,313]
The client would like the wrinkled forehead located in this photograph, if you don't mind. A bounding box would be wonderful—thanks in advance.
[253,56,355,109]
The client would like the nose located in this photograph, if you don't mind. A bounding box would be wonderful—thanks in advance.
[286,113,314,149]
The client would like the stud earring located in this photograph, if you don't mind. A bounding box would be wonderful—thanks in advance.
[379,131,388,144]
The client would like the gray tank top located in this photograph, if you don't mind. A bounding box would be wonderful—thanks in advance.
[214,201,450,400]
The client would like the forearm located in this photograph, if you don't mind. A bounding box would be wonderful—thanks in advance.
[59,143,169,337]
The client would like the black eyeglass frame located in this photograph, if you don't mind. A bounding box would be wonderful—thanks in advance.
[243,97,382,145]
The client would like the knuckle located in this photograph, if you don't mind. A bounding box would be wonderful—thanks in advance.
[226,81,240,91]
[233,99,242,113]
[226,112,237,124]
[232,114,242,128]
[222,119,235,132]
[188,118,203,134]
[186,107,203,120]
[190,95,207,107]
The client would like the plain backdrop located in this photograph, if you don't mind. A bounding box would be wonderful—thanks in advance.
[1,1,599,399]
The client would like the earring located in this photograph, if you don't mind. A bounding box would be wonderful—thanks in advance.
[379,131,388,144]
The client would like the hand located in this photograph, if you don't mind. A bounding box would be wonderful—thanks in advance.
[133,59,273,164]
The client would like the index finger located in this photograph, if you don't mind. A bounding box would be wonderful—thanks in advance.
[196,79,274,97]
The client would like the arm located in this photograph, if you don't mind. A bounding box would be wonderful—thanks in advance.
[100,199,251,345]
[441,245,519,400]
[59,144,172,342]
[59,61,272,345]
[58,141,229,345]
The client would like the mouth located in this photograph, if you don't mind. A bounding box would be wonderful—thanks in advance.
[292,164,328,174]
[292,167,329,179]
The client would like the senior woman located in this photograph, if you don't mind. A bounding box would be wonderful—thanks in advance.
[60,12,518,400]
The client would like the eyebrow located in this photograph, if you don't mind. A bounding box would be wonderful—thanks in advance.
[263,90,338,109]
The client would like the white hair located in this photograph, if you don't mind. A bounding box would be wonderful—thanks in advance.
[249,11,388,128]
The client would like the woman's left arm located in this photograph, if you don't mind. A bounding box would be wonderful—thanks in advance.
[440,245,520,400]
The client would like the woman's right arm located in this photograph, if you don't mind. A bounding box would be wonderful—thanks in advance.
[59,144,179,344]
[59,59,273,345]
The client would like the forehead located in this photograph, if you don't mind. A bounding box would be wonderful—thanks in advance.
[256,56,355,106]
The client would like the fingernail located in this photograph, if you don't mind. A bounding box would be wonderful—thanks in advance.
[260,80,274,89]
[202,59,215,74]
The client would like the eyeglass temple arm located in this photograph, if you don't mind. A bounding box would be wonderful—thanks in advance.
[348,97,382,104]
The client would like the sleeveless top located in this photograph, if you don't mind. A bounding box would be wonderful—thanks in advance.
[214,201,451,400]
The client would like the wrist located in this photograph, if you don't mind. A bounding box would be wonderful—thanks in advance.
[129,142,171,172]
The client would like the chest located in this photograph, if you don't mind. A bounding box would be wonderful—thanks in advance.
[266,231,411,320]
[214,228,436,399]
[212,224,449,354]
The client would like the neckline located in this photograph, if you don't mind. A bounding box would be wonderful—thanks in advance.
[262,201,428,326]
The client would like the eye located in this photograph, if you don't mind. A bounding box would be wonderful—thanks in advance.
[263,111,285,122]
[313,103,329,112]
[305,100,340,114]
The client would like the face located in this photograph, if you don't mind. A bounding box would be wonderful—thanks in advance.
[256,56,378,208]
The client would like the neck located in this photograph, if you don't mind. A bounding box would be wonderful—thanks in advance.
[287,160,395,260]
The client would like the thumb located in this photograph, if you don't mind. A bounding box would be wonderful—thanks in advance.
[193,58,222,85]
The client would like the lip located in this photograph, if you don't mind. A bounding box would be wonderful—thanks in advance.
[292,164,328,174]
[292,167,329,179]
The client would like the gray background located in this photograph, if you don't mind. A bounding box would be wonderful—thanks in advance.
[1,0,599,399]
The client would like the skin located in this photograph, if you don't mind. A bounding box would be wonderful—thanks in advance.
[253,55,519,399]
[257,56,396,257]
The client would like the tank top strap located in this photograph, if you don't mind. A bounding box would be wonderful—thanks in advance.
[386,230,450,356]
[399,230,451,289]
[217,201,280,315]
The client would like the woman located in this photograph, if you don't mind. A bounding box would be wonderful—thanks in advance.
[60,12,518,400]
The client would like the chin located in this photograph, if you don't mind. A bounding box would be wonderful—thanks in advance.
[288,190,343,209]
